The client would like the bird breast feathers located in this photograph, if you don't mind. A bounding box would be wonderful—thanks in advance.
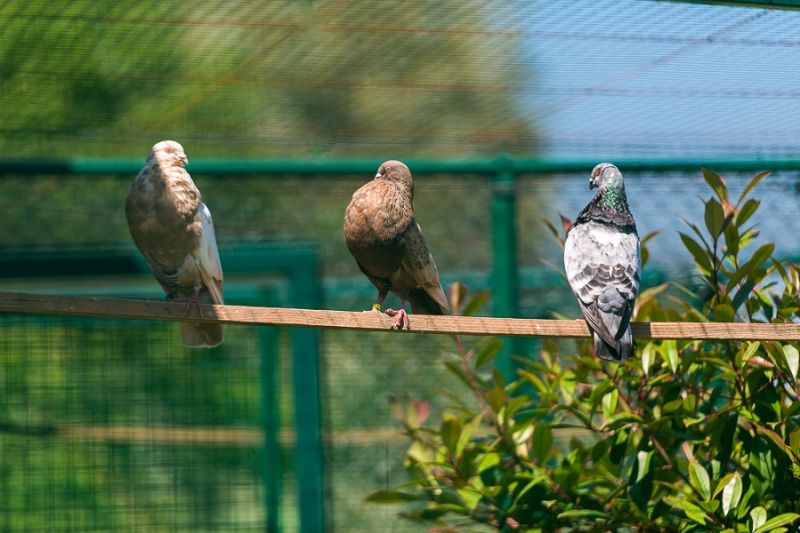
[345,181,412,240]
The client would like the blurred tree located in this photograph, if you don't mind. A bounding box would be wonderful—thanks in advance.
[0,1,535,158]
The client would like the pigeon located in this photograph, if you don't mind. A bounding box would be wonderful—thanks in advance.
[125,140,224,348]
[343,160,448,329]
[564,163,640,360]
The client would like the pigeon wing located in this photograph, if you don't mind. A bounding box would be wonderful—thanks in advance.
[565,223,640,347]
[396,222,448,315]
[194,203,224,305]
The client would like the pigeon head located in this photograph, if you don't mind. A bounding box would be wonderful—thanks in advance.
[589,162,622,191]
[150,140,189,167]
[375,160,413,190]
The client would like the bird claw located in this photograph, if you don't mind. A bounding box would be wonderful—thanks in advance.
[384,308,410,330]
[181,288,203,318]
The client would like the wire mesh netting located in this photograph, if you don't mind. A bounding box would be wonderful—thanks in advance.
[0,317,267,531]
[3,0,800,531]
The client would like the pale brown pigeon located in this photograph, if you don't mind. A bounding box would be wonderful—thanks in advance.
[564,163,640,360]
[125,140,224,348]
[343,160,448,329]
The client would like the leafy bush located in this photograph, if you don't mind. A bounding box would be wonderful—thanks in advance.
[368,170,800,531]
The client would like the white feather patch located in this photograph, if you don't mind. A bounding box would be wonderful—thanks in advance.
[195,203,224,304]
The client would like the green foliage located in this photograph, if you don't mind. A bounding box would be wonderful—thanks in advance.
[0,1,534,158]
[369,171,800,530]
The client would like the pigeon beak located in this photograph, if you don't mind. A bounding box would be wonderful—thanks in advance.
[374,172,381,179]
[180,154,189,165]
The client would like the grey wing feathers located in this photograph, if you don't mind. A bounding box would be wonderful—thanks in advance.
[564,222,640,359]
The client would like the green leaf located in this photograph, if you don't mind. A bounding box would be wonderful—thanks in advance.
[557,509,609,520]
[602,413,644,430]
[663,398,683,414]
[737,197,761,226]
[519,370,549,396]
[680,232,713,273]
[736,342,761,368]
[689,460,712,501]
[477,452,500,472]
[726,262,751,291]
[753,421,797,461]
[732,279,757,312]
[456,414,482,458]
[589,380,614,413]
[365,489,422,503]
[485,387,506,414]
[705,198,725,238]
[736,171,769,206]
[663,340,679,374]
[754,513,800,533]
[720,473,742,517]
[441,418,462,455]
[703,168,729,201]
[458,487,483,511]
[635,450,653,483]
[641,342,655,376]
[782,344,799,379]
[461,290,491,317]
[664,495,707,525]
[683,394,697,413]
[745,243,776,277]
[790,429,800,457]
[751,507,767,531]
[531,423,552,464]
[475,338,503,368]
[713,472,736,499]
[558,370,576,402]
[713,303,735,322]
[602,389,618,419]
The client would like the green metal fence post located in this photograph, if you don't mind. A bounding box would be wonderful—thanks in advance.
[491,159,520,383]
[260,287,283,533]
[288,256,326,533]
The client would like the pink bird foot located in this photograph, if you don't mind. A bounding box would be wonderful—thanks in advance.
[385,307,409,330]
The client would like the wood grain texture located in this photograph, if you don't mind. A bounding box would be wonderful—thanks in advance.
[1,291,799,340]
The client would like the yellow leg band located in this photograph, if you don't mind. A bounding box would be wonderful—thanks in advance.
[372,303,382,310]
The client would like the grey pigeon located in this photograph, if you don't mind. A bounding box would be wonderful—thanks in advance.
[564,163,640,360]
[343,160,448,329]
[125,140,224,348]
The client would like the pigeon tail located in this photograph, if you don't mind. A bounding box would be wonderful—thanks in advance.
[179,289,224,348]
[408,287,448,315]
[592,326,633,361]
[181,322,224,348]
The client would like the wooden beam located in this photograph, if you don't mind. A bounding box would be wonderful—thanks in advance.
[1,291,799,341]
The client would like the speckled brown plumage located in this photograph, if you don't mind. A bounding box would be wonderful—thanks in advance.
[343,160,448,328]
[125,140,224,348]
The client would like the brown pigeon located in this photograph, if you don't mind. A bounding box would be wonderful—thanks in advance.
[125,140,224,348]
[343,160,448,329]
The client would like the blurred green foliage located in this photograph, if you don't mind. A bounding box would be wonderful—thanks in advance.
[372,171,800,531]
[0,1,534,158]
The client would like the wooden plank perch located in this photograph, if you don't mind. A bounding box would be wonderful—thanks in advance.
[0,291,799,340]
